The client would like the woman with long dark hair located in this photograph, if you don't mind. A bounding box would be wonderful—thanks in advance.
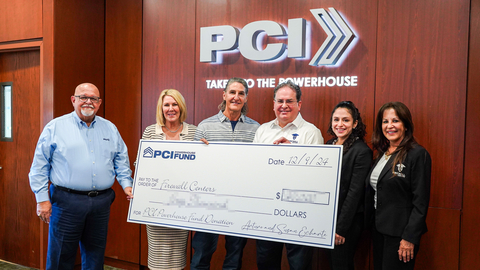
[326,101,372,270]
[366,102,431,270]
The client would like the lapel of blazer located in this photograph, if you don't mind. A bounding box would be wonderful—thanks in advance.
[366,151,396,187]
[377,152,397,184]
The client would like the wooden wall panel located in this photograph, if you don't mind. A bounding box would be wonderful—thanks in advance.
[40,2,54,268]
[194,0,377,141]
[53,0,105,118]
[375,0,469,209]
[42,0,54,128]
[104,0,143,265]
[142,0,196,267]
[0,50,41,268]
[0,0,42,42]
[417,208,461,269]
[142,0,196,130]
[461,0,480,267]
[140,225,148,266]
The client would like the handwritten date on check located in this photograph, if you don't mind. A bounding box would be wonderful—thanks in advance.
[128,140,343,249]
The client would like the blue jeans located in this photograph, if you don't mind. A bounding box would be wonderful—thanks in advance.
[46,185,115,270]
[256,240,313,270]
[191,232,247,270]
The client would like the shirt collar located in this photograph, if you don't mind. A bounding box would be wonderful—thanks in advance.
[272,113,303,129]
[72,111,96,128]
[155,124,164,135]
[217,110,245,123]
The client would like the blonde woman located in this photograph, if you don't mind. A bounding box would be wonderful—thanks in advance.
[141,89,196,270]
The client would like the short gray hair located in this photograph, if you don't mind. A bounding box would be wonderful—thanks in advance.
[273,81,302,101]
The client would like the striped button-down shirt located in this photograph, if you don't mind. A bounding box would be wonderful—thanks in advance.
[194,111,259,142]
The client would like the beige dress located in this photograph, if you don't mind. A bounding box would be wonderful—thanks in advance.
[141,123,196,270]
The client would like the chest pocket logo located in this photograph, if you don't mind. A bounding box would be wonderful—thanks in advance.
[394,163,406,178]
[289,133,300,144]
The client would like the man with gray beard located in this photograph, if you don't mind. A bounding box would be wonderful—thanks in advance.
[29,83,133,270]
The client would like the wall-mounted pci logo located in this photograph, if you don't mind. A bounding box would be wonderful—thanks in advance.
[199,8,355,66]
[309,8,354,66]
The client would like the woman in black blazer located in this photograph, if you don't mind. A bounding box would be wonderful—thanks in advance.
[326,101,373,270]
[366,102,431,270]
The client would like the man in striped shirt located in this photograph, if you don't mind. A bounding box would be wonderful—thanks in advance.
[191,77,259,270]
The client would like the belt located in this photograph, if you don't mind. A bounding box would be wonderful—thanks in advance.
[54,185,110,197]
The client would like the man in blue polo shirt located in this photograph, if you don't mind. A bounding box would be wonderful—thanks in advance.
[29,82,133,270]
[191,77,259,270]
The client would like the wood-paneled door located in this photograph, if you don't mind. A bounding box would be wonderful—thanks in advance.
[0,50,41,268]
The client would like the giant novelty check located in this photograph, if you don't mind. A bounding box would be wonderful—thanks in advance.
[127,140,343,249]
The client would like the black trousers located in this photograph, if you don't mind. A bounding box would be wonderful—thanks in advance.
[372,226,420,270]
[328,212,364,270]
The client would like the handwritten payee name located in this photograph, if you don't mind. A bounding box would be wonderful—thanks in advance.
[159,179,216,193]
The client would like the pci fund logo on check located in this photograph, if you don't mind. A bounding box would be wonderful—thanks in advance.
[143,147,196,160]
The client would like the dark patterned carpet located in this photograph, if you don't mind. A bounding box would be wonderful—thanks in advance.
[0,260,36,270]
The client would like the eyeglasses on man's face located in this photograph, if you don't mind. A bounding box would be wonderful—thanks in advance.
[274,99,298,105]
[75,95,100,103]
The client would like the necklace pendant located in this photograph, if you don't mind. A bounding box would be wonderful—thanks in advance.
[164,123,182,133]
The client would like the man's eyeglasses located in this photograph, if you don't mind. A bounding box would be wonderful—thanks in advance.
[75,95,100,103]
[274,99,297,105]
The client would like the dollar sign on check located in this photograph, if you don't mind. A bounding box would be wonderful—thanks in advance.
[276,192,280,199]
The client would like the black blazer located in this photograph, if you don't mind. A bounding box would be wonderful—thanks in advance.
[365,145,431,245]
[327,139,373,237]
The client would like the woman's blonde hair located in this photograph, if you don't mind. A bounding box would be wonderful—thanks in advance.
[156,89,187,126]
